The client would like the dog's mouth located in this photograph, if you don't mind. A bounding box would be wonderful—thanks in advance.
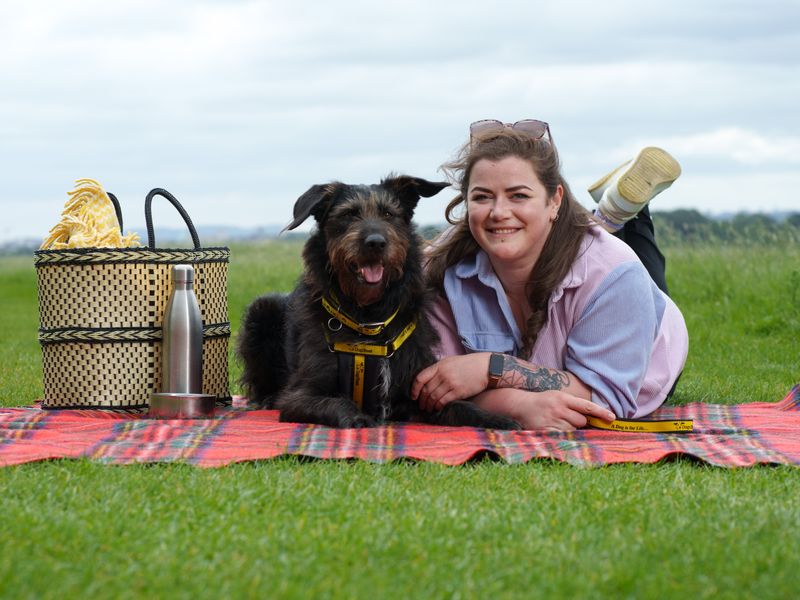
[352,262,385,285]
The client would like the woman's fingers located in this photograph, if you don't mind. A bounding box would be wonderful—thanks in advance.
[421,378,450,412]
[413,357,479,410]
[590,403,616,422]
[411,364,437,401]
[544,394,617,430]
[561,409,588,429]
[431,388,460,412]
[566,397,616,422]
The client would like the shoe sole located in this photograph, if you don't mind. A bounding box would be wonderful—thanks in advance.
[616,147,681,205]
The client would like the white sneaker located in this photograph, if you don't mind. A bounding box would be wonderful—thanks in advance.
[588,160,630,204]
[589,147,681,230]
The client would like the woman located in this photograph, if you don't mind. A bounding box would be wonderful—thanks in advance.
[411,121,688,431]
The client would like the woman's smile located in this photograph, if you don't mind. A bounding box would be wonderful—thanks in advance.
[487,227,521,235]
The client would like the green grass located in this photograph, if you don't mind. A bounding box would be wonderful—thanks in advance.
[667,245,799,404]
[1,241,799,599]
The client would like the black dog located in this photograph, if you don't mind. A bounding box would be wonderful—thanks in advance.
[237,175,520,430]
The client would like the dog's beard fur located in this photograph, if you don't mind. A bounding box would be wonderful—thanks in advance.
[325,194,409,307]
[327,226,408,306]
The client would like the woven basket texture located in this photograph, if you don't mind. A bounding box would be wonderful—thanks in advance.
[35,247,230,408]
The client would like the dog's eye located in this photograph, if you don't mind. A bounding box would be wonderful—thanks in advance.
[384,210,394,218]
[339,207,359,218]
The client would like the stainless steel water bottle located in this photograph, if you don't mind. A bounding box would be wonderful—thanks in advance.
[161,264,203,394]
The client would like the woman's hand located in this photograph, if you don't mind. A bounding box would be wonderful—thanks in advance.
[412,353,492,412]
[474,389,617,431]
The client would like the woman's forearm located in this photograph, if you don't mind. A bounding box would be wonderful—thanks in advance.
[472,389,520,420]
[493,353,592,400]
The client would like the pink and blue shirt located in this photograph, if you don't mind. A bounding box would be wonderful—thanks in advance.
[430,226,689,418]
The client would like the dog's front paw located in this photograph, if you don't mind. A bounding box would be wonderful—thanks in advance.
[339,414,377,428]
[246,395,275,410]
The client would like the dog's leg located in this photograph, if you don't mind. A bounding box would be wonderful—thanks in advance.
[277,387,377,428]
[236,294,289,408]
[427,401,522,430]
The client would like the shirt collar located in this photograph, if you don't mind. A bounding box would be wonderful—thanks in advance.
[453,248,491,282]
[452,228,596,302]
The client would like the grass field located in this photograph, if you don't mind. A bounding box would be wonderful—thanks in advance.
[1,240,799,599]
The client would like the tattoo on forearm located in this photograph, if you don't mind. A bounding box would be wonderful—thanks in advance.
[499,355,570,391]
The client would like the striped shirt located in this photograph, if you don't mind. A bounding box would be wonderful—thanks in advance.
[430,226,689,418]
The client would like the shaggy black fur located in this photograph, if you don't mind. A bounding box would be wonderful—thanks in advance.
[237,175,520,429]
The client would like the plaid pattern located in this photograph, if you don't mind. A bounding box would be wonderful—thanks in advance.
[1,385,798,468]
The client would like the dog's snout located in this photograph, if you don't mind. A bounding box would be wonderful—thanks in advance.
[365,233,387,250]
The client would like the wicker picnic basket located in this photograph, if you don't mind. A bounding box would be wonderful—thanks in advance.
[34,188,231,409]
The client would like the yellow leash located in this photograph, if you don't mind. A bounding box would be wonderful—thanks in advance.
[586,416,693,433]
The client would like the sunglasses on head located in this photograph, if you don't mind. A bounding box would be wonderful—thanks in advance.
[469,119,553,145]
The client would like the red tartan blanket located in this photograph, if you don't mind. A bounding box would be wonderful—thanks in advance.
[1,385,798,468]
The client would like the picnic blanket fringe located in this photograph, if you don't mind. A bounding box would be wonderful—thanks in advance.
[1,385,798,469]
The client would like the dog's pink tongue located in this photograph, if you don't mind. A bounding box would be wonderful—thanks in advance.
[360,264,384,284]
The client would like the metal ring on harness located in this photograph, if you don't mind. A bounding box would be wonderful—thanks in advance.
[327,318,343,332]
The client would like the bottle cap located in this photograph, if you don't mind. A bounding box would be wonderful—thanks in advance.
[172,264,195,283]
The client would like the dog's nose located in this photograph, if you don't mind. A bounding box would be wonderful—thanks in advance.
[365,233,386,250]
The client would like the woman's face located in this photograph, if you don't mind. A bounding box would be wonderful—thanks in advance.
[467,155,562,274]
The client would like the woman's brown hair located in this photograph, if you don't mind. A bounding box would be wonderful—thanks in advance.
[426,129,593,356]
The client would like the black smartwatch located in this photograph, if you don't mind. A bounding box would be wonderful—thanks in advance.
[487,353,505,389]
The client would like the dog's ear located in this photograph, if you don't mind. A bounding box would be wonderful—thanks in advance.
[380,176,450,216]
[282,183,343,232]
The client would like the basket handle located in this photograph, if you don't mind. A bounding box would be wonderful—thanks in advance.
[107,192,124,231]
[144,188,202,249]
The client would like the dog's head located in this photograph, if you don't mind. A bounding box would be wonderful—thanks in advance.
[285,175,449,307]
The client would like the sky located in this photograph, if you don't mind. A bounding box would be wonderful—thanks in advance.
[2,0,799,243]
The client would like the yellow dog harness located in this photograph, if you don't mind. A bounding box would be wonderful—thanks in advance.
[322,292,416,410]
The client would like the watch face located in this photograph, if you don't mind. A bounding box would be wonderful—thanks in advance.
[488,353,505,388]
[489,353,505,377]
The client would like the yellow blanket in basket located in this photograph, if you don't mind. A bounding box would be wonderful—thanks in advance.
[41,179,141,249]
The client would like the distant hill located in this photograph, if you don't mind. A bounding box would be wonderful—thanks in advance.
[130,224,286,245]
[3,211,798,255]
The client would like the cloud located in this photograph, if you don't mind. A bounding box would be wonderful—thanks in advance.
[1,0,799,244]
[611,128,800,166]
